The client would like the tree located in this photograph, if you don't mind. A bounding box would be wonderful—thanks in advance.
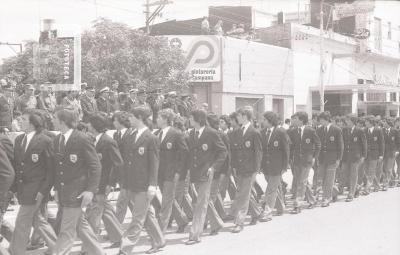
[1,18,190,94]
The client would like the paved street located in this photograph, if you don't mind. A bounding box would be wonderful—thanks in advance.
[3,186,400,255]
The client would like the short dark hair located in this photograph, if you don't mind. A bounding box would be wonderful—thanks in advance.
[285,118,291,124]
[89,113,109,133]
[229,112,239,125]
[191,109,207,127]
[318,111,331,121]
[346,114,358,125]
[55,108,77,129]
[219,115,231,128]
[173,115,185,132]
[131,107,151,122]
[296,111,309,125]
[158,108,175,126]
[112,111,131,128]
[263,111,278,127]
[23,109,44,132]
[237,107,253,120]
[77,122,89,132]
[386,117,395,127]
[207,113,220,130]
[364,115,376,125]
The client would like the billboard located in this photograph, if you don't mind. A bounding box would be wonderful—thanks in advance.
[168,36,221,82]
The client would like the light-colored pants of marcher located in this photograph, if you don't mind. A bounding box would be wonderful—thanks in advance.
[53,206,105,255]
[175,175,193,220]
[159,179,188,233]
[120,191,164,253]
[208,177,227,219]
[375,159,384,189]
[230,173,260,226]
[365,159,378,192]
[293,164,316,207]
[0,246,10,255]
[10,204,57,255]
[383,156,396,188]
[116,188,135,224]
[86,194,123,242]
[342,160,362,197]
[0,219,13,243]
[262,175,285,218]
[189,172,224,241]
[317,162,338,202]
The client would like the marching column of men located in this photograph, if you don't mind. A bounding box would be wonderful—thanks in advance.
[1,106,400,254]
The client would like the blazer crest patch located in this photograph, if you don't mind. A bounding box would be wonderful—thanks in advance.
[31,154,39,163]
[70,154,78,163]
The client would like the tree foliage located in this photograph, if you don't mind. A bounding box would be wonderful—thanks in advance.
[0,18,190,93]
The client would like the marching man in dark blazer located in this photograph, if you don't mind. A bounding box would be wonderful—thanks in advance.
[316,111,343,207]
[85,113,124,247]
[0,134,15,255]
[155,109,190,234]
[185,109,227,245]
[364,116,384,194]
[51,108,105,255]
[227,107,262,233]
[381,118,399,191]
[259,111,289,222]
[116,107,165,255]
[342,115,367,202]
[289,112,320,214]
[9,109,57,255]
[111,111,134,224]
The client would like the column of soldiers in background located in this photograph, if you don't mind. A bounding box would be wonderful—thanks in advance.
[2,104,400,254]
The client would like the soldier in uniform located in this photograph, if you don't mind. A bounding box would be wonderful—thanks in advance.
[9,109,57,255]
[316,112,343,207]
[80,85,98,123]
[259,111,289,222]
[51,108,105,255]
[85,113,124,247]
[185,110,226,245]
[0,134,15,255]
[364,116,384,195]
[155,109,190,234]
[341,115,367,202]
[381,118,399,190]
[289,112,320,214]
[97,87,112,115]
[227,108,262,233]
[116,107,165,255]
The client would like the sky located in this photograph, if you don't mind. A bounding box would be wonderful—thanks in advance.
[1,0,399,62]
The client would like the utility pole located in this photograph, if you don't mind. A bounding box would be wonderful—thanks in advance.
[143,0,173,34]
[319,0,325,112]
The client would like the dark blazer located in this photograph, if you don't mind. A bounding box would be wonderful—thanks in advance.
[342,126,367,163]
[366,127,384,160]
[384,128,400,158]
[96,133,123,195]
[216,131,231,179]
[96,96,111,114]
[0,135,14,197]
[53,130,101,208]
[155,127,189,184]
[228,128,242,173]
[13,132,54,205]
[234,125,262,176]
[261,127,290,176]
[111,128,131,188]
[317,124,344,165]
[121,128,159,192]
[288,126,321,167]
[81,94,97,122]
[187,126,227,183]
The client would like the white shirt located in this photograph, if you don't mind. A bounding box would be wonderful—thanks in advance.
[351,126,355,134]
[300,125,306,139]
[242,122,251,136]
[94,133,103,146]
[25,131,36,151]
[327,123,332,132]
[63,129,74,145]
[161,126,171,142]
[135,126,148,143]
[369,127,374,133]
[196,126,205,138]
[121,128,127,137]
[267,127,274,144]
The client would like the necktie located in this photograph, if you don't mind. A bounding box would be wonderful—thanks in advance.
[21,134,27,153]
[131,130,138,143]
[116,130,122,141]
[159,130,164,142]
[241,126,245,137]
[195,130,200,142]
[59,135,65,154]
[266,129,272,144]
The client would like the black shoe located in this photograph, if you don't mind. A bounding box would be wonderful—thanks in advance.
[145,243,165,254]
[345,196,353,202]
[107,242,121,249]
[290,207,301,214]
[176,222,188,233]
[275,211,284,216]
[116,251,128,255]
[185,239,200,245]
[231,225,243,233]
[27,242,45,251]
[259,213,272,222]
[209,226,222,236]
[249,216,259,225]
[307,203,316,209]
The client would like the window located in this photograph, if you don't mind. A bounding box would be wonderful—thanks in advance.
[390,92,397,102]
[358,93,365,101]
